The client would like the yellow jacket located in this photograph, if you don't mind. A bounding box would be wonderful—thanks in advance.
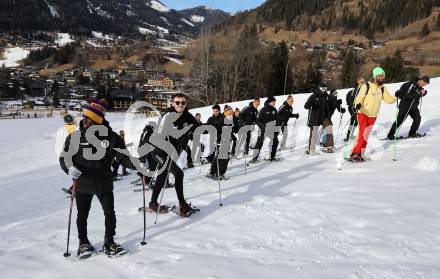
[64,123,77,135]
[354,82,397,117]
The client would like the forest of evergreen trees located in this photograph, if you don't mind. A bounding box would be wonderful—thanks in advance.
[219,0,440,38]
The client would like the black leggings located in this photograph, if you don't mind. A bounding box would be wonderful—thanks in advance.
[76,191,116,244]
[151,160,185,203]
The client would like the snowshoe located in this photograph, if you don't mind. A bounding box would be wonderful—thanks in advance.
[102,242,127,258]
[408,132,427,138]
[148,202,171,214]
[264,157,281,162]
[305,150,320,156]
[77,243,97,260]
[321,146,335,153]
[345,153,365,163]
[139,204,175,213]
[206,173,216,180]
[247,158,260,165]
[175,201,200,217]
[130,177,142,184]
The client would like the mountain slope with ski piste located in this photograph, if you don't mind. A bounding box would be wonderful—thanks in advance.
[0,79,439,278]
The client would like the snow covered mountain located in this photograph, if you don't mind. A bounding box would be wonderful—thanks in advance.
[179,6,231,27]
[1,78,440,277]
[0,0,229,39]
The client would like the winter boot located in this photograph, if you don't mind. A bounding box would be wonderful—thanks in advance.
[179,201,196,217]
[103,238,127,258]
[349,153,364,162]
[148,201,170,213]
[77,241,96,259]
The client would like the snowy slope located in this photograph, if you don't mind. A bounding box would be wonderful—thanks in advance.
[0,79,440,278]
[0,47,30,67]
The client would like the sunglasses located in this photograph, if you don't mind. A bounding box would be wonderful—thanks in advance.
[174,101,187,106]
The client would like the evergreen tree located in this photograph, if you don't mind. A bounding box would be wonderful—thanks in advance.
[266,41,293,95]
[381,49,408,82]
[51,81,60,108]
[421,22,430,36]
[340,50,357,88]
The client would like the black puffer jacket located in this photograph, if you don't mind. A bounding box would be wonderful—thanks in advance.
[151,106,197,161]
[256,101,279,129]
[346,84,362,113]
[304,90,332,127]
[207,113,225,143]
[396,77,428,110]
[59,119,130,195]
[277,101,296,127]
[327,94,343,118]
[240,102,258,126]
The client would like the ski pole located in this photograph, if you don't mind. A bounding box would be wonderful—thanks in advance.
[140,163,159,245]
[289,118,298,150]
[63,180,77,258]
[154,153,175,225]
[244,156,247,175]
[336,111,343,137]
[305,108,312,153]
[393,98,416,161]
[140,174,148,246]
[215,144,223,206]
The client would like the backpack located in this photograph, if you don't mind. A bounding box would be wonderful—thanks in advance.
[365,82,384,96]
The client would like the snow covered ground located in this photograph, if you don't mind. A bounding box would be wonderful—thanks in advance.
[0,47,30,67]
[55,33,74,47]
[0,79,440,278]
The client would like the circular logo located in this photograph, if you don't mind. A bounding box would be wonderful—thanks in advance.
[101,140,109,148]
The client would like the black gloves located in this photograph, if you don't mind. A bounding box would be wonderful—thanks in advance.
[293,113,299,119]
[341,108,346,114]
[355,103,362,110]
[337,99,343,105]
[395,90,401,98]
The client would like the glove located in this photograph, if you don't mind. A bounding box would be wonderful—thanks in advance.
[355,103,362,110]
[395,90,401,98]
[68,166,82,180]
[341,108,346,114]
[293,113,299,119]
[337,99,343,105]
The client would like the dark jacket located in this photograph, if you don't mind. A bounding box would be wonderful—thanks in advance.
[304,90,331,127]
[396,77,427,110]
[138,124,155,162]
[151,106,198,162]
[59,119,130,195]
[346,84,362,113]
[277,101,295,127]
[240,102,258,126]
[256,102,279,130]
[327,94,343,118]
[233,115,240,133]
[207,113,225,143]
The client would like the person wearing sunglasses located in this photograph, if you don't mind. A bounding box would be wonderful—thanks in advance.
[148,93,199,217]
[59,100,132,258]
[349,67,397,162]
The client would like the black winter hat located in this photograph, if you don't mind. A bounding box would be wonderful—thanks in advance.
[63,114,74,125]
[212,104,221,110]
[420,76,430,84]
[266,96,276,103]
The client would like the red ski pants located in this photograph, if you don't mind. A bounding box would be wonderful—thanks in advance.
[351,113,377,155]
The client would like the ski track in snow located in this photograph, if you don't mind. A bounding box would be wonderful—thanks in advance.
[1,80,440,278]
